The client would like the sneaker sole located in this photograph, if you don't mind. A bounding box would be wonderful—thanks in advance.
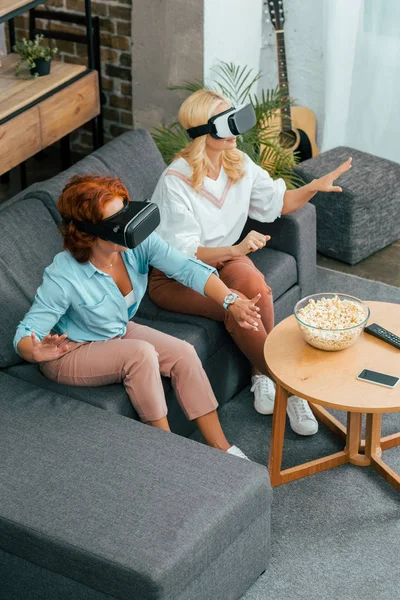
[254,402,274,416]
[287,416,319,436]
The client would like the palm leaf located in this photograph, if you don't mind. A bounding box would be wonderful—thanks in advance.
[252,88,291,126]
[151,122,188,165]
[212,62,261,105]
[168,79,206,93]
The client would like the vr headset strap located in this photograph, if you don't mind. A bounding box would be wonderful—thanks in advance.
[72,219,117,238]
[186,123,214,139]
[186,107,236,139]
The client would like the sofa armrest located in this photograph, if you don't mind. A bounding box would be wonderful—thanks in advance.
[241,203,317,297]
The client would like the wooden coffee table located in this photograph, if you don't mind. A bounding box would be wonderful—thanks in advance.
[264,301,400,491]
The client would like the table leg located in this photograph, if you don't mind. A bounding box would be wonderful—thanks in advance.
[366,413,400,491]
[365,413,382,460]
[347,413,369,466]
[380,432,400,451]
[370,457,400,491]
[19,162,27,190]
[60,135,71,170]
[268,387,348,486]
[309,403,347,440]
[266,390,400,489]
[268,384,288,486]
[355,424,400,454]
[8,20,16,48]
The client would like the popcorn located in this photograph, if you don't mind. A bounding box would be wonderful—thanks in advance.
[296,295,368,351]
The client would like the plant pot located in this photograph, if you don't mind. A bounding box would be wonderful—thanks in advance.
[30,58,51,77]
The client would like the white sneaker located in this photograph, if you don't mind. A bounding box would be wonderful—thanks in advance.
[227,445,250,461]
[286,396,318,436]
[251,375,276,415]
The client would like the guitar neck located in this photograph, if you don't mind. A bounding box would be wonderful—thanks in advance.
[275,30,291,131]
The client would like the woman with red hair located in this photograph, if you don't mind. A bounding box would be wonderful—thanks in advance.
[14,175,262,459]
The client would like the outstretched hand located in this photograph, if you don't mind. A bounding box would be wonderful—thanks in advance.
[31,332,70,363]
[312,157,352,193]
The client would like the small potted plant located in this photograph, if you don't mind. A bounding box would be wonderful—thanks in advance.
[13,34,58,78]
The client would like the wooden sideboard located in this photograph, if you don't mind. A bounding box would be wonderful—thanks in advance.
[0,53,100,175]
[0,0,103,184]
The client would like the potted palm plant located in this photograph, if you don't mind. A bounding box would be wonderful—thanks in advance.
[151,61,303,188]
[13,35,58,78]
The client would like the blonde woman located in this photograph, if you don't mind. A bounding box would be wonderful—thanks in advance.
[149,89,351,436]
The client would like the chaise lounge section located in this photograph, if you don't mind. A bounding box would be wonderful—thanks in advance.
[0,372,271,600]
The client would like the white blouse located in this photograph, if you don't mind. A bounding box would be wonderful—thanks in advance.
[150,152,286,257]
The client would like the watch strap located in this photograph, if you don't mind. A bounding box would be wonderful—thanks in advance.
[223,293,239,310]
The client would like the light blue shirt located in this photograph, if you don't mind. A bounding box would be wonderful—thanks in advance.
[13,232,216,355]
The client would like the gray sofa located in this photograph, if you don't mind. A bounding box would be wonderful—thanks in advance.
[0,130,317,599]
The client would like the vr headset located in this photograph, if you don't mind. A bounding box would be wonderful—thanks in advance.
[71,200,160,248]
[186,103,256,140]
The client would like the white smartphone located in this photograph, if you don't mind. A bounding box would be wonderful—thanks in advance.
[357,369,399,389]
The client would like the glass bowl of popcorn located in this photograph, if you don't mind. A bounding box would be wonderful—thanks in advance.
[294,293,370,351]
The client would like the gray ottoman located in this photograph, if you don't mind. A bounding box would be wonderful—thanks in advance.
[294,146,400,264]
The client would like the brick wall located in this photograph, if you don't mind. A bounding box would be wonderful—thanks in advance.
[11,0,133,153]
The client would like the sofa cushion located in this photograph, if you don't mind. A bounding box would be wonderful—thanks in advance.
[4,362,139,418]
[0,198,63,367]
[5,315,230,420]
[133,316,227,364]
[92,129,166,202]
[249,247,297,300]
[137,248,297,330]
[5,337,249,440]
[22,130,166,208]
[0,372,271,600]
[136,297,230,357]
[23,154,112,207]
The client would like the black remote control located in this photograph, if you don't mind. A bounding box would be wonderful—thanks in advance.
[364,323,400,349]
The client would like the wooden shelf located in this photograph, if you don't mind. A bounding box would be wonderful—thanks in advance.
[0,54,87,121]
[0,0,103,179]
[0,0,45,22]
[0,64,100,174]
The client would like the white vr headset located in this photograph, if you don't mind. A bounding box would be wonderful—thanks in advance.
[186,103,257,140]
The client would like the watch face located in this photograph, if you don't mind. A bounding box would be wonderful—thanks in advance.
[226,293,236,304]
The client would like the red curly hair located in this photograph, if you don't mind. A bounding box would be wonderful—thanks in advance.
[57,174,130,263]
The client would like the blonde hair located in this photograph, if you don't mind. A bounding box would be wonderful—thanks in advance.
[176,89,245,192]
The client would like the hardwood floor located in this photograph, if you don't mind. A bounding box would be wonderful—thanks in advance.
[317,241,400,287]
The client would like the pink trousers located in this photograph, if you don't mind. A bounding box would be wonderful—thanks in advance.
[40,321,218,422]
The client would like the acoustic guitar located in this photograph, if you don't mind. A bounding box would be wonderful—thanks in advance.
[263,0,319,161]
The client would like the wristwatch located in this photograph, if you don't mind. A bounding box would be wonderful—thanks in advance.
[223,292,240,310]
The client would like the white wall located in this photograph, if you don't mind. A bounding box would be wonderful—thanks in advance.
[258,0,325,148]
[204,0,325,146]
[204,0,263,87]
